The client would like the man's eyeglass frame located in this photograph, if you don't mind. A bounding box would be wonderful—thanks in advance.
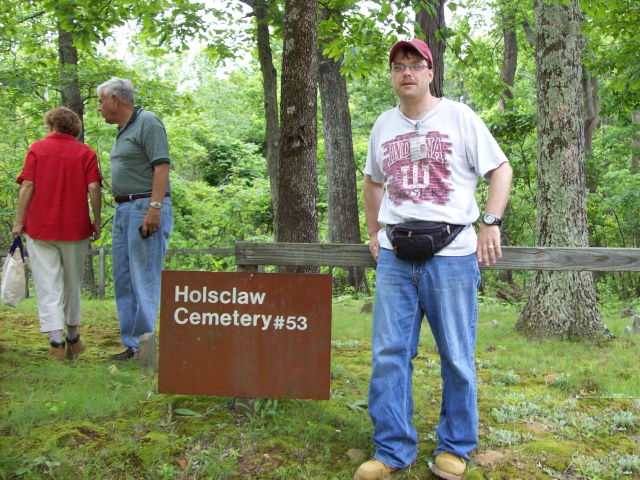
[390,62,432,73]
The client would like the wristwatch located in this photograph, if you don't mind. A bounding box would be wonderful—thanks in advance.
[481,213,502,226]
[149,201,162,210]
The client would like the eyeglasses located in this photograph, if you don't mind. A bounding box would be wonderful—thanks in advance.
[391,62,430,73]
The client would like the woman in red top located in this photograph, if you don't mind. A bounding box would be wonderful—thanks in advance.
[12,107,102,361]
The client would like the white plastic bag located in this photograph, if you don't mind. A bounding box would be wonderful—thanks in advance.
[1,237,27,307]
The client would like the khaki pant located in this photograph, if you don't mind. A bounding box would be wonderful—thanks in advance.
[26,237,89,333]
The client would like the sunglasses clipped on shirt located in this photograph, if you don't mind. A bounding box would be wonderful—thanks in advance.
[390,62,431,73]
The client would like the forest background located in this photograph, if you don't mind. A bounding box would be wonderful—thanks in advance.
[0,0,639,315]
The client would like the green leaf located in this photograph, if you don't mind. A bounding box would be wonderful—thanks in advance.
[347,399,369,411]
[174,408,203,417]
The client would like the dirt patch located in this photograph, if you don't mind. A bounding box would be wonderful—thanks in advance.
[524,422,550,434]
[473,449,507,467]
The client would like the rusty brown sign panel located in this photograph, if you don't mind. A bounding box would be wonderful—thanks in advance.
[158,271,332,400]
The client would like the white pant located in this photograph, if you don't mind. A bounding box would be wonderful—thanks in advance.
[26,237,89,333]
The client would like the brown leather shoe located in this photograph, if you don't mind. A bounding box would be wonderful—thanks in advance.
[109,347,137,360]
[49,344,66,362]
[65,336,86,360]
[430,452,466,480]
[354,459,398,480]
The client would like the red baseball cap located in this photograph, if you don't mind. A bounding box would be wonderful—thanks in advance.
[389,38,433,66]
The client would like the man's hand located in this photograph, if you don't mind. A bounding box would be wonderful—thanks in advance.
[476,223,502,265]
[141,207,161,237]
[369,234,380,263]
[91,220,101,241]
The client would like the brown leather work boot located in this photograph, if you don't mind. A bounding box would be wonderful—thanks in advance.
[354,459,398,480]
[430,452,466,480]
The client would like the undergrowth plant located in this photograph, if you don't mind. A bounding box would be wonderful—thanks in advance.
[1,298,638,479]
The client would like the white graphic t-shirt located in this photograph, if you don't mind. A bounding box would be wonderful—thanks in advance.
[365,98,508,256]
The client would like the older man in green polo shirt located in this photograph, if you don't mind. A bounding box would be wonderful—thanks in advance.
[97,78,174,360]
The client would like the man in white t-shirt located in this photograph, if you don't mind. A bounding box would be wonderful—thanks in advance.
[355,38,512,480]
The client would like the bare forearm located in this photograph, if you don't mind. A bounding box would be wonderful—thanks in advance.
[14,181,34,225]
[151,163,170,203]
[141,163,170,236]
[364,175,384,238]
[484,162,513,217]
[88,182,101,222]
[477,161,513,266]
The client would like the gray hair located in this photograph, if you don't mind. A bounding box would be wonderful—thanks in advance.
[97,78,135,105]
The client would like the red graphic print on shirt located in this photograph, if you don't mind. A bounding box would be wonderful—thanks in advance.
[382,130,454,206]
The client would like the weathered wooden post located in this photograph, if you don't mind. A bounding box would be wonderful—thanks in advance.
[98,247,106,300]
[234,256,259,416]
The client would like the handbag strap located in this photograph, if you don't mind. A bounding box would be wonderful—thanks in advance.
[9,236,26,261]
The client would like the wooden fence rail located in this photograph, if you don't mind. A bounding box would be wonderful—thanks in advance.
[5,244,639,300]
[86,247,234,299]
[234,242,640,272]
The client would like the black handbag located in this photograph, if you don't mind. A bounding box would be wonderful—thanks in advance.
[386,221,464,262]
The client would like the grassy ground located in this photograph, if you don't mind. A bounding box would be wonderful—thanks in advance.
[1,296,639,479]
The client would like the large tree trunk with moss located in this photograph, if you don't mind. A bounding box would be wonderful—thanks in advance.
[517,0,609,339]
[275,0,318,273]
[59,24,97,297]
[416,0,445,97]
[318,9,367,292]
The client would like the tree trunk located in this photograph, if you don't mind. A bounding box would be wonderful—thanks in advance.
[318,10,367,292]
[243,0,281,239]
[583,73,600,163]
[517,0,609,339]
[500,13,518,109]
[276,0,318,273]
[416,0,446,97]
[58,25,84,140]
[631,111,640,268]
[583,72,600,249]
[59,23,97,297]
[631,110,639,174]
[497,9,518,292]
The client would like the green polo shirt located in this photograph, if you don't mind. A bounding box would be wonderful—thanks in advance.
[110,107,171,196]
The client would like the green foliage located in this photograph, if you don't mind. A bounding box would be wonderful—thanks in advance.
[170,174,272,248]
[197,138,267,187]
[582,0,640,107]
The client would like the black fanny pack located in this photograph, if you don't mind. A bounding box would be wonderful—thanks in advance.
[386,221,465,262]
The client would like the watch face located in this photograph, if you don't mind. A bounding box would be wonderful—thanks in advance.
[483,213,501,225]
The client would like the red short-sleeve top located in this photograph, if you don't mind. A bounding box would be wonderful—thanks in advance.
[17,133,102,241]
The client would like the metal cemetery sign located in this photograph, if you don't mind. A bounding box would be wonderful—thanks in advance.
[158,271,332,399]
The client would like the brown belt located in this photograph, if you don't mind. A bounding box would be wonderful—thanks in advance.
[114,192,171,204]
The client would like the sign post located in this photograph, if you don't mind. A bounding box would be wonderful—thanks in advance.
[158,271,332,400]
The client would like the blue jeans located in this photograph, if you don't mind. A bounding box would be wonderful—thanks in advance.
[112,197,173,350]
[368,248,480,468]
